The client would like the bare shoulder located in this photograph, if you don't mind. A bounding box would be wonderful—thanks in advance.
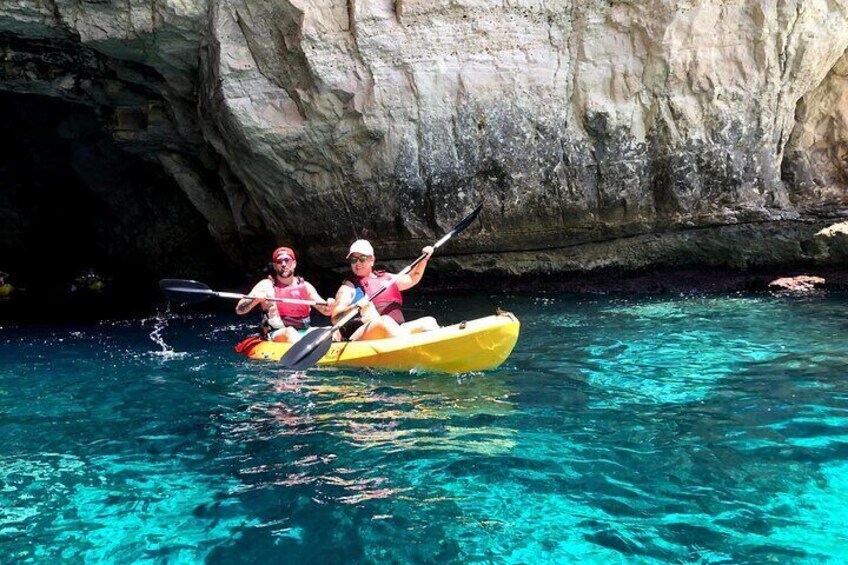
[252,278,274,295]
[337,281,356,295]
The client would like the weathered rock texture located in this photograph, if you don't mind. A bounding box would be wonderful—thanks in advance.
[814,221,848,263]
[2,0,848,282]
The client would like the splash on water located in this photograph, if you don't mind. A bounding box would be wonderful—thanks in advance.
[143,305,189,360]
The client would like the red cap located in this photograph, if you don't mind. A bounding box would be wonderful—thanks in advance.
[272,246,296,262]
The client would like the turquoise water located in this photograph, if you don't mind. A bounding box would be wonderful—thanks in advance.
[2,292,848,563]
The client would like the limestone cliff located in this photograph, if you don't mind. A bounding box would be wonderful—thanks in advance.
[2,0,848,283]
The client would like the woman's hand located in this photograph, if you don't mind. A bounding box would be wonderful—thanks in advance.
[359,300,379,322]
[331,286,354,318]
[321,297,336,316]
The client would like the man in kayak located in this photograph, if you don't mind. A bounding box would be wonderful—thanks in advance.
[330,239,439,341]
[236,246,334,343]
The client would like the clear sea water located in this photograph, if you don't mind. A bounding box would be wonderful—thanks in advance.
[1,291,847,564]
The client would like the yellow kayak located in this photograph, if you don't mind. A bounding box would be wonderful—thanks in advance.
[235,311,520,373]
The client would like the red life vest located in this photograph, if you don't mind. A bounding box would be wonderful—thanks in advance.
[271,276,311,329]
[350,271,404,323]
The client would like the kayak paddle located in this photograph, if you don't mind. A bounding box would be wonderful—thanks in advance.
[279,203,483,371]
[159,278,326,306]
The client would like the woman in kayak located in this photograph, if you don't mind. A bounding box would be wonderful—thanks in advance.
[331,239,439,341]
[236,246,334,343]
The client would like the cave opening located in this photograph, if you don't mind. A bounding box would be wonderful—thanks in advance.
[1,92,105,290]
[0,91,233,320]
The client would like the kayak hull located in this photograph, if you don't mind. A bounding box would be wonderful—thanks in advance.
[235,312,520,373]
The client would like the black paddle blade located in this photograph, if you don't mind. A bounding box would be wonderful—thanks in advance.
[158,279,214,304]
[279,328,335,370]
[452,203,483,236]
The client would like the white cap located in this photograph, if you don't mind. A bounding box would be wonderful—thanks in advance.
[347,239,374,258]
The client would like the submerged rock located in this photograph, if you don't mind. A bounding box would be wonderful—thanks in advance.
[1,1,848,282]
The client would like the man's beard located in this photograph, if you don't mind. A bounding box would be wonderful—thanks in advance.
[275,266,294,278]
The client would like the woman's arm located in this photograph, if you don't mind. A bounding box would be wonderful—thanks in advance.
[396,245,434,291]
[331,283,356,316]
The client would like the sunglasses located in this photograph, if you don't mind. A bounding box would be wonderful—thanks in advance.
[275,257,294,265]
[349,255,370,264]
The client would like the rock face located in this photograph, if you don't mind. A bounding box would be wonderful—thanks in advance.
[2,0,848,283]
[814,221,848,263]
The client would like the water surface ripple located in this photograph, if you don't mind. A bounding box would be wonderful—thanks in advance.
[1,293,847,563]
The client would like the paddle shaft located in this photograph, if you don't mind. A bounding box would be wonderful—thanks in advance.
[177,286,325,306]
[278,203,483,370]
[279,277,408,371]
[348,253,425,310]
[319,215,477,335]
[323,271,410,338]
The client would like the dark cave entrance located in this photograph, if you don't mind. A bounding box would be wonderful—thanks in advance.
[0,92,106,290]
[0,91,233,320]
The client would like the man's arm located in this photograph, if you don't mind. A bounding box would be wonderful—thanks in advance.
[235,280,271,315]
[305,282,334,316]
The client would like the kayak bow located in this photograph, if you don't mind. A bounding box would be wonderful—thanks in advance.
[235,311,520,373]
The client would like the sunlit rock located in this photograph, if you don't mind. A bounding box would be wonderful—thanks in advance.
[768,275,826,293]
[2,0,848,280]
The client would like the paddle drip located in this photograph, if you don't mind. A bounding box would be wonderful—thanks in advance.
[143,304,188,359]
[149,321,173,355]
